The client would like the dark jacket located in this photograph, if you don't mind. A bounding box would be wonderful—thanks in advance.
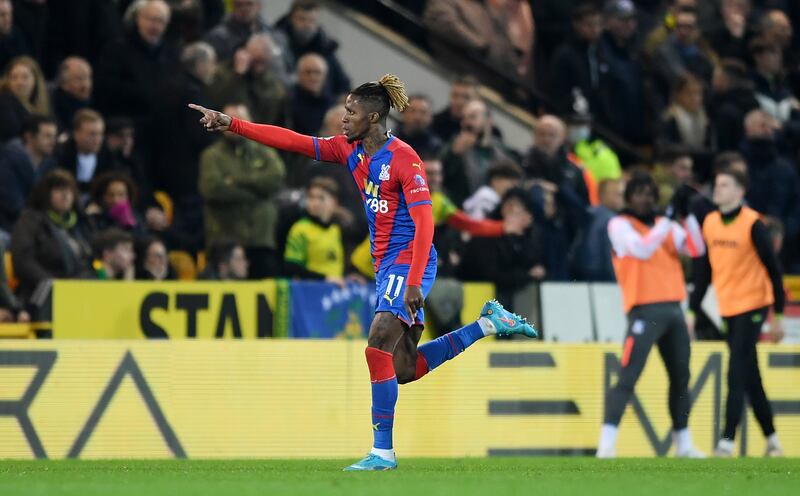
[597,32,649,145]
[51,87,92,133]
[55,139,120,192]
[741,138,800,237]
[394,124,444,158]
[0,91,29,143]
[0,140,55,230]
[0,27,29,75]
[549,36,607,114]
[289,85,335,136]
[712,86,759,152]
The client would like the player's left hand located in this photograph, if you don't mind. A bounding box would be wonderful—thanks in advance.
[404,285,424,323]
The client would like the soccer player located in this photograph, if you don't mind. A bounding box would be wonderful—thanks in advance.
[597,172,706,458]
[189,74,537,471]
[689,167,785,457]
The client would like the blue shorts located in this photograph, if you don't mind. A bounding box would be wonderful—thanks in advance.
[375,261,437,327]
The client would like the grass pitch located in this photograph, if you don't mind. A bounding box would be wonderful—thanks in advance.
[0,458,798,496]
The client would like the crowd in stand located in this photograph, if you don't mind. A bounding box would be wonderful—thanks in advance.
[0,0,798,325]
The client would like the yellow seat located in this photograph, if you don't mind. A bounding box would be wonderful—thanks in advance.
[0,323,35,339]
[169,250,197,280]
[4,251,18,291]
[153,190,174,226]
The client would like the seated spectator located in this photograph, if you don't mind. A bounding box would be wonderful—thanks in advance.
[441,99,512,205]
[643,0,697,61]
[566,114,622,183]
[750,38,799,131]
[134,235,175,281]
[0,0,28,74]
[706,0,752,62]
[56,109,119,195]
[657,75,716,166]
[274,0,351,97]
[0,243,29,322]
[105,117,158,213]
[463,159,524,220]
[651,9,718,105]
[0,55,49,142]
[290,53,335,136]
[205,0,291,81]
[572,178,624,281]
[51,57,93,134]
[92,228,135,280]
[711,58,759,151]
[740,109,800,264]
[11,170,93,318]
[0,115,57,236]
[284,177,345,282]
[209,33,289,126]
[94,0,179,158]
[85,171,147,237]
[198,239,249,280]
[431,75,479,144]
[758,9,794,69]
[548,3,605,115]
[394,94,442,158]
[199,103,286,279]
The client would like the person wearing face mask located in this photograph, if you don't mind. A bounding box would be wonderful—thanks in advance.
[85,171,146,238]
[567,113,622,184]
[274,0,351,99]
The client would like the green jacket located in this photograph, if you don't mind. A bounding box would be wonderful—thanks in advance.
[209,61,288,126]
[199,138,286,248]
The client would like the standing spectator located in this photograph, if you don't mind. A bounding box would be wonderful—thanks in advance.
[205,0,291,81]
[197,239,249,280]
[431,75,479,144]
[209,33,289,126]
[85,171,146,237]
[440,99,511,205]
[548,3,605,115]
[55,109,119,195]
[567,114,622,183]
[134,235,175,280]
[463,159,524,221]
[0,0,28,73]
[51,57,93,134]
[573,178,624,281]
[657,75,715,162]
[10,170,93,318]
[711,59,759,152]
[706,0,752,62]
[0,55,49,142]
[290,53,335,136]
[284,176,345,282]
[739,109,800,265]
[597,0,650,147]
[92,228,135,281]
[750,38,799,130]
[274,0,351,98]
[94,0,179,160]
[643,0,697,60]
[199,103,286,279]
[0,114,57,237]
[394,94,442,158]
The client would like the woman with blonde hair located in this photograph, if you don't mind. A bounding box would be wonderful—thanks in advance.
[0,55,51,142]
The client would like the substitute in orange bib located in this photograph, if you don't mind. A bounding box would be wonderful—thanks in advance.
[597,172,706,458]
[690,167,785,457]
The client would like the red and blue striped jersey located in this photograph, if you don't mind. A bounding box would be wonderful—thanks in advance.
[311,134,436,272]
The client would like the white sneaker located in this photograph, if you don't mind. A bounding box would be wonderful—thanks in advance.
[596,446,616,459]
[714,439,734,457]
[676,446,707,458]
[765,443,784,457]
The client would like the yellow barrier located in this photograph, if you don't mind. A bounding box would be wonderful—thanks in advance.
[0,341,797,459]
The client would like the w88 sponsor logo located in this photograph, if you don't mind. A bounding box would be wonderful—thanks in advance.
[367,198,389,214]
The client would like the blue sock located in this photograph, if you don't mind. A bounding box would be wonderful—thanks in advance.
[417,321,484,373]
[365,347,398,450]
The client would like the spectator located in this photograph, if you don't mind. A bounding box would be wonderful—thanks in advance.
[706,0,752,62]
[711,59,759,151]
[0,55,49,142]
[10,170,93,317]
[597,0,649,147]
[94,0,179,159]
[441,99,512,205]
[0,244,29,322]
[423,0,520,86]
[51,57,93,134]
[209,33,289,126]
[105,116,158,214]
[652,153,695,211]
[463,159,524,221]
[572,178,624,281]
[205,0,291,81]
[657,75,716,162]
[197,239,249,280]
[85,171,146,237]
[274,0,351,98]
[740,109,800,264]
[431,75,479,144]
[394,94,443,158]
[199,103,286,279]
[56,109,119,194]
[651,9,719,102]
[549,3,605,115]
[92,228,135,280]
[758,9,794,57]
[567,114,622,183]
[750,38,799,129]
[134,234,175,280]
[290,53,335,136]
[0,0,28,73]
[643,0,697,60]
[284,176,345,281]
[0,114,57,237]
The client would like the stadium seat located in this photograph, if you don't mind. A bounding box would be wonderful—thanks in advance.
[540,282,594,342]
[169,251,197,280]
[590,283,626,343]
[154,190,174,225]
[4,251,17,291]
